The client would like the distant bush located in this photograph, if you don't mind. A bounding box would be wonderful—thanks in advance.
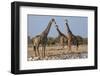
[28,36,31,44]
[28,35,88,46]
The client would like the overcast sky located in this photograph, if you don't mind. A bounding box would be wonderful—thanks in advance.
[28,15,88,38]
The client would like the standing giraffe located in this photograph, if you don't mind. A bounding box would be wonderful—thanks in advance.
[32,18,56,59]
[55,25,67,49]
[65,19,79,51]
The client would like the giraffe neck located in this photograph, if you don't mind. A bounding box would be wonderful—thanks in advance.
[56,27,66,38]
[57,28,63,36]
[66,23,72,34]
[42,20,53,36]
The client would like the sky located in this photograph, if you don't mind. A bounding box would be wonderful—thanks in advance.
[28,15,88,38]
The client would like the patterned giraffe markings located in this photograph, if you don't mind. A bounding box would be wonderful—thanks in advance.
[55,25,67,49]
[32,18,56,59]
[65,19,79,52]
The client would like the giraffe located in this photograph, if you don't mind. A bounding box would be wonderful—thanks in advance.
[32,18,56,59]
[65,19,79,51]
[55,25,67,49]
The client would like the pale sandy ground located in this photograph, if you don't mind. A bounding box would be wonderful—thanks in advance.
[28,45,88,61]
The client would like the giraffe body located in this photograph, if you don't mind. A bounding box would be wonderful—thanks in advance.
[55,25,67,49]
[32,18,56,59]
[65,19,79,51]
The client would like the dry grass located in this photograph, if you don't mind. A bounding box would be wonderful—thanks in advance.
[28,45,88,61]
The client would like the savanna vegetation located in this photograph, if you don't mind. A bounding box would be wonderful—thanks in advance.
[28,35,88,46]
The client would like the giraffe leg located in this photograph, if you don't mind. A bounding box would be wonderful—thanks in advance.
[32,45,36,56]
[69,44,71,52]
[62,42,64,49]
[76,42,79,51]
[37,46,40,58]
[41,46,44,59]
[37,45,40,58]
[43,45,46,58]
[63,38,65,49]
[42,42,46,59]
[33,45,37,57]
[75,39,78,51]
[67,40,69,51]
[68,40,71,51]
[76,46,78,51]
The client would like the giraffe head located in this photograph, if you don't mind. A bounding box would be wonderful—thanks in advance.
[65,19,68,24]
[51,18,56,25]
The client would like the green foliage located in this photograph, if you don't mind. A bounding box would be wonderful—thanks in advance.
[47,37,56,46]
[76,35,88,45]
